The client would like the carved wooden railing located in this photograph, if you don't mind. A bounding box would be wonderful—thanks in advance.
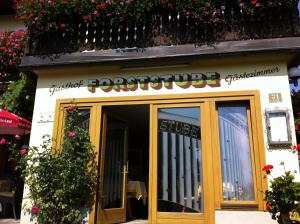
[27,6,300,55]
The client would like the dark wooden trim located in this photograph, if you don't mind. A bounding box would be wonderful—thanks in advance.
[20,37,300,70]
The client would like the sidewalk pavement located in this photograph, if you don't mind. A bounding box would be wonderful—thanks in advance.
[0,219,20,224]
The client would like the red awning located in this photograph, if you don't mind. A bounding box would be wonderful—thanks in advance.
[0,109,31,135]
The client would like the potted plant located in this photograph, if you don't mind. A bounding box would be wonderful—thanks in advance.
[263,162,300,224]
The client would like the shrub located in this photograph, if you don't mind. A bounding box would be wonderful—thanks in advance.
[9,104,97,224]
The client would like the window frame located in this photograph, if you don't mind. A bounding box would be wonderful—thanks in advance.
[52,90,267,224]
[210,97,266,211]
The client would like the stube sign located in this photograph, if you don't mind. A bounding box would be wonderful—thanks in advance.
[88,72,221,93]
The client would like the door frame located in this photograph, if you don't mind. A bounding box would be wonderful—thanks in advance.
[52,90,267,224]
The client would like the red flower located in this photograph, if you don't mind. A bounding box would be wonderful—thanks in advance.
[0,138,7,145]
[83,14,92,21]
[251,0,257,5]
[66,105,76,111]
[59,23,65,29]
[292,144,300,151]
[31,205,40,214]
[266,201,272,212]
[96,2,106,10]
[295,125,299,131]
[262,164,273,174]
[20,149,27,155]
[167,3,173,10]
[13,43,20,49]
[68,131,76,138]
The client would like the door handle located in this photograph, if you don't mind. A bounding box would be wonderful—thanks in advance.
[123,161,129,174]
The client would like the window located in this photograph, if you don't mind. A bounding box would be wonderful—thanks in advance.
[217,103,255,202]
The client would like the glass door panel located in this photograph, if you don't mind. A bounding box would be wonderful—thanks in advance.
[157,107,203,213]
[98,113,128,224]
[102,116,126,209]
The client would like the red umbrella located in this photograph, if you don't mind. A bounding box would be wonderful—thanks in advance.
[0,109,31,135]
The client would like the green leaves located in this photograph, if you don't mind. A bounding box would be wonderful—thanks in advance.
[0,72,36,120]
[265,171,300,222]
[10,105,97,223]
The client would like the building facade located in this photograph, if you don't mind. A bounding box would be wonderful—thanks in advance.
[20,40,300,223]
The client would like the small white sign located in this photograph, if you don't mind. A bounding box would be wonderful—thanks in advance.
[269,112,289,142]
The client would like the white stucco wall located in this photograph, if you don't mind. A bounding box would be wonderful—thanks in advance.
[20,57,299,224]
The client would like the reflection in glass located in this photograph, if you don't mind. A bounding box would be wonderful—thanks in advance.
[78,110,90,131]
[218,105,255,201]
[157,107,203,213]
[102,116,125,209]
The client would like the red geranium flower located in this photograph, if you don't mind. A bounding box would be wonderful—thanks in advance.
[266,201,272,212]
[59,23,65,29]
[251,0,257,5]
[96,2,106,10]
[292,144,300,151]
[167,3,173,10]
[83,14,92,21]
[262,164,273,174]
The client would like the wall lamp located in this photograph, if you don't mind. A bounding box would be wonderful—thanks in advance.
[288,66,300,86]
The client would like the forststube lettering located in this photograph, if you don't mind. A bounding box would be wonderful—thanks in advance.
[88,72,221,93]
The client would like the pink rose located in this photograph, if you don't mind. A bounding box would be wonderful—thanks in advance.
[0,138,7,145]
[68,131,76,138]
[31,205,40,214]
[15,135,21,140]
[66,105,76,111]
[20,149,27,155]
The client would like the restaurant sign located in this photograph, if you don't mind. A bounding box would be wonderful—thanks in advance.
[88,72,221,93]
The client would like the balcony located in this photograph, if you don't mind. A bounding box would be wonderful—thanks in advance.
[25,2,300,56]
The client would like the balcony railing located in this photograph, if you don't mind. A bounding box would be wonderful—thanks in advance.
[27,5,300,56]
